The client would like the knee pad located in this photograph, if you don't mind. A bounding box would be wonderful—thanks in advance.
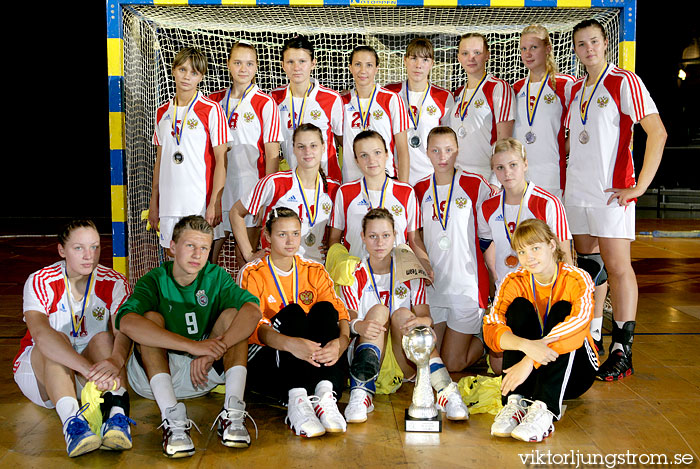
[576,253,608,286]
[350,343,381,392]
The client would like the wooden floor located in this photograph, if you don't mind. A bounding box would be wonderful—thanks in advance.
[1,218,699,468]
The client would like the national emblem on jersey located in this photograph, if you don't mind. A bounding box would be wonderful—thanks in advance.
[92,307,106,321]
[394,285,408,300]
[372,109,384,120]
[455,197,468,209]
[426,105,437,116]
[474,99,485,108]
[391,205,403,217]
[544,94,556,104]
[322,202,332,214]
[597,96,609,108]
[310,110,322,120]
[243,112,255,123]
[299,290,314,305]
[196,289,209,307]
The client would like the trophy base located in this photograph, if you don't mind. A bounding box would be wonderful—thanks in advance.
[404,409,442,433]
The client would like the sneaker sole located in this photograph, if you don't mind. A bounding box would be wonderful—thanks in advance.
[289,426,326,438]
[596,367,634,381]
[491,430,514,438]
[100,430,133,450]
[221,439,251,448]
[324,427,346,433]
[163,449,195,458]
[511,425,554,443]
[68,434,102,457]
[446,414,469,421]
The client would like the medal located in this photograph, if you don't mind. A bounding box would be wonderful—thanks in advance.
[578,130,590,144]
[525,131,536,144]
[267,255,298,307]
[356,86,377,131]
[405,81,430,138]
[432,171,456,251]
[438,235,451,251]
[304,233,316,247]
[457,126,467,138]
[173,151,184,164]
[409,135,421,148]
[63,267,96,340]
[505,254,519,267]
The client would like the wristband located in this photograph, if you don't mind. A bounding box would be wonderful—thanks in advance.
[349,318,360,335]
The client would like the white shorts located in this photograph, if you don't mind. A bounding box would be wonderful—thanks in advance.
[158,216,180,248]
[566,203,636,240]
[430,305,484,336]
[127,352,225,400]
[13,345,85,408]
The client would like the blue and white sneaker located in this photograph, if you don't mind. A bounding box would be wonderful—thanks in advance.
[101,413,136,450]
[63,404,101,457]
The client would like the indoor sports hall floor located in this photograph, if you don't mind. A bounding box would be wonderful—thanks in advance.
[0,218,698,468]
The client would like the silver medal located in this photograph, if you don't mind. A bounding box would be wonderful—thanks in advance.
[409,135,421,148]
[457,126,467,138]
[525,131,536,144]
[304,233,316,247]
[578,129,590,144]
[438,235,451,251]
[173,151,184,164]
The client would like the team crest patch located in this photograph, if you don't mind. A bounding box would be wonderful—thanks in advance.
[322,202,332,214]
[473,99,485,108]
[299,290,314,305]
[544,94,556,104]
[196,290,209,307]
[394,284,408,300]
[310,110,322,120]
[455,197,468,209]
[426,105,437,116]
[243,112,255,123]
[391,205,403,217]
[186,118,198,130]
[92,307,106,321]
[372,109,384,120]
[597,96,609,108]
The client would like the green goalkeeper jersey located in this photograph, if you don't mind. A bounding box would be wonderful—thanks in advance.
[115,261,259,341]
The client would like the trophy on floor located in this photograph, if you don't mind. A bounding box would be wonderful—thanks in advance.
[402,325,442,432]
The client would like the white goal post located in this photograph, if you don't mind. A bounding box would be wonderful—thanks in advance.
[105,0,637,283]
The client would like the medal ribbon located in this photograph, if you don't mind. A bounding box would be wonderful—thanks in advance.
[502,182,529,244]
[459,73,487,122]
[356,86,377,130]
[225,83,255,126]
[172,91,199,145]
[531,264,560,336]
[579,64,609,126]
[362,176,389,209]
[526,73,549,128]
[295,170,321,228]
[267,255,298,308]
[63,268,96,338]
[431,170,456,232]
[290,83,314,130]
[406,81,430,131]
[368,257,394,313]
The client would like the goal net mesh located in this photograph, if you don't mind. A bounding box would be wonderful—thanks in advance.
[121,4,620,283]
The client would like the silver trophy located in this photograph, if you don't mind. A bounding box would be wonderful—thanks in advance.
[402,325,442,432]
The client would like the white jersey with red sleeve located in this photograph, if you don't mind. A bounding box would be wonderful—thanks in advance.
[513,74,575,196]
[478,182,572,286]
[270,78,344,182]
[564,65,658,208]
[241,170,340,263]
[13,261,131,372]
[152,92,232,217]
[385,81,455,186]
[330,178,419,258]
[414,171,493,310]
[339,255,426,319]
[209,85,282,211]
[341,86,410,182]
[448,74,515,180]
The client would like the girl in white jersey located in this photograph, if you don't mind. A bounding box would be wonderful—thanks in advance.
[209,41,282,265]
[513,25,575,199]
[13,220,134,457]
[340,208,469,423]
[342,45,410,183]
[566,19,667,381]
[230,123,339,264]
[329,130,432,279]
[449,33,515,183]
[413,127,494,373]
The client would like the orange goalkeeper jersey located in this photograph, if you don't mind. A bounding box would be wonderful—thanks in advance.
[483,262,596,367]
[238,254,350,345]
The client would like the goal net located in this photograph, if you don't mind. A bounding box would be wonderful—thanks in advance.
[120,4,621,283]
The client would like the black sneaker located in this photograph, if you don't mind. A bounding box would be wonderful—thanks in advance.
[596,350,633,381]
[593,336,605,357]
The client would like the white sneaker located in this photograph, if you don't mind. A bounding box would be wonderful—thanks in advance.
[158,403,200,458]
[212,397,258,448]
[311,391,347,433]
[491,394,527,437]
[344,388,374,424]
[436,382,469,421]
[510,400,555,442]
[285,389,326,438]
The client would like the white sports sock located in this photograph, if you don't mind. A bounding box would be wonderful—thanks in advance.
[429,357,451,393]
[149,373,178,419]
[590,317,603,341]
[314,380,333,397]
[224,365,247,405]
[56,396,80,425]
